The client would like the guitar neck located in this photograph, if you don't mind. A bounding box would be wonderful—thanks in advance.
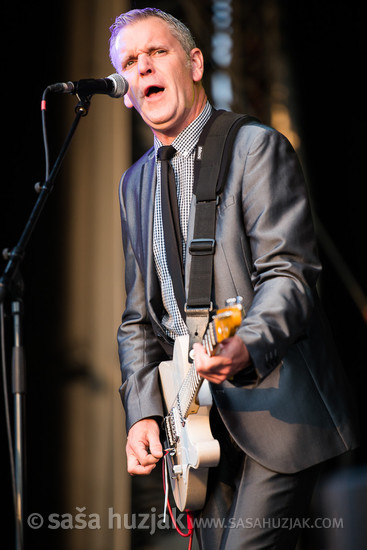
[175,320,217,419]
[170,298,244,421]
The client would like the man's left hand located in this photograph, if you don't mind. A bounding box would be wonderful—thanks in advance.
[193,334,251,384]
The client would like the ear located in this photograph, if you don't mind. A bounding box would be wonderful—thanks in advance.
[190,48,204,83]
[124,94,134,109]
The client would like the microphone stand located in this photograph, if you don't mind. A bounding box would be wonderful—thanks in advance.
[0,93,92,550]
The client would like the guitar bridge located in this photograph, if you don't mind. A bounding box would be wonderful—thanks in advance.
[163,412,178,448]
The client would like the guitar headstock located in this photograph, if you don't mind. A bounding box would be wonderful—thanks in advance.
[212,296,245,344]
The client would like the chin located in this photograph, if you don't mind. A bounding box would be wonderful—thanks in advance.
[145,116,178,134]
[143,104,178,125]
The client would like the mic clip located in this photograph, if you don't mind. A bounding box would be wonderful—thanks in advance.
[74,95,91,116]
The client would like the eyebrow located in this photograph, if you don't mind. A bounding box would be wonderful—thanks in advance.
[122,43,169,63]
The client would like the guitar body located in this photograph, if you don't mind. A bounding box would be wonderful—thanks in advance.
[159,335,220,512]
[159,298,244,512]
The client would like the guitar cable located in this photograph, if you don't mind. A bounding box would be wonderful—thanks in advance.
[162,450,194,550]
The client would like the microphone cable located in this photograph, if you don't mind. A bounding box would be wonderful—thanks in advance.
[41,88,50,181]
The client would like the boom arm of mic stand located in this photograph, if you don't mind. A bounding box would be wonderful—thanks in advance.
[0,95,90,303]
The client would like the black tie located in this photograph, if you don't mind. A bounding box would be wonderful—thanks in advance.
[158,145,186,319]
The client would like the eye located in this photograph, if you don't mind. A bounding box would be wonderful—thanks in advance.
[124,58,136,69]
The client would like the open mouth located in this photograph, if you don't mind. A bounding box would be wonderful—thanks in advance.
[145,85,165,97]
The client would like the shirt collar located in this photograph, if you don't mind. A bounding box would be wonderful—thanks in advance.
[154,101,212,159]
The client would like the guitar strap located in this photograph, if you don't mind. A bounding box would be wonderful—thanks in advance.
[185,109,258,347]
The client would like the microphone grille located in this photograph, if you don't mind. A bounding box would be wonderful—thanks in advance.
[107,73,129,98]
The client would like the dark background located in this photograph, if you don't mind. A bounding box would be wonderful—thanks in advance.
[1,1,366,548]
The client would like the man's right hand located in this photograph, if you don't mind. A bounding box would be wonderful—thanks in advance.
[126,418,163,475]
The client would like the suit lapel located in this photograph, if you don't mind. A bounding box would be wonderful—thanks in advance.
[139,152,155,270]
[139,153,164,324]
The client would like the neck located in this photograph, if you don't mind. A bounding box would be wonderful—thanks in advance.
[154,90,208,145]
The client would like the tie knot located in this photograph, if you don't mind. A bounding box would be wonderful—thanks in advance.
[158,145,176,161]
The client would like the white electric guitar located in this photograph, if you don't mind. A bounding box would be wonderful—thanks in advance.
[158,297,244,512]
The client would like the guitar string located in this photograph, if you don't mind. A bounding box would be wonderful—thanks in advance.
[169,310,236,432]
[177,321,218,420]
[162,303,244,526]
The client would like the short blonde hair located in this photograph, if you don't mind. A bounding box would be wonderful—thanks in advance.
[109,8,197,71]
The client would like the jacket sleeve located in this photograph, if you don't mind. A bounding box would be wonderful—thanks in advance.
[236,125,322,379]
[117,174,166,432]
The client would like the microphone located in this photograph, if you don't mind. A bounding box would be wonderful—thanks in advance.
[47,73,129,98]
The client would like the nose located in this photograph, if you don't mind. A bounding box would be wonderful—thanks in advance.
[137,54,153,75]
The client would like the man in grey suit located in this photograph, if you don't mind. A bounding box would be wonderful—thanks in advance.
[109,7,358,549]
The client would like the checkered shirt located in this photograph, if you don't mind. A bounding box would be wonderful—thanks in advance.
[153,101,212,340]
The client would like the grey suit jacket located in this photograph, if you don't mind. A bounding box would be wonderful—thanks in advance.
[117,119,358,474]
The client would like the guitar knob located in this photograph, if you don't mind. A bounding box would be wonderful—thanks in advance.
[173,465,183,476]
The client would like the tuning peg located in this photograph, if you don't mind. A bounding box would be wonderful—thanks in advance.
[225,296,243,306]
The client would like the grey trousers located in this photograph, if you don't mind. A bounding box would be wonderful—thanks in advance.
[195,412,321,550]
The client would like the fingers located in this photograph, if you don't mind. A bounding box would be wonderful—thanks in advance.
[193,342,232,383]
[126,448,157,476]
[126,418,163,476]
[193,336,251,383]
[148,441,164,459]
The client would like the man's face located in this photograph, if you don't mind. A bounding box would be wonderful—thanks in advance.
[111,17,205,142]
